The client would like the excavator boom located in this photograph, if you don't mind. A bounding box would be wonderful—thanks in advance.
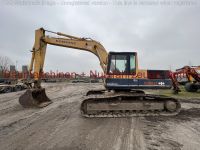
[30,28,108,83]
[19,28,108,107]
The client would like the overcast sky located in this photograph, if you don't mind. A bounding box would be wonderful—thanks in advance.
[0,0,199,74]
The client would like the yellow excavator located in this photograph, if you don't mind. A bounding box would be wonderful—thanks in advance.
[19,28,181,117]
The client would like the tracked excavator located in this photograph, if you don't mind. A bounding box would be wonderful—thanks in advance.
[19,28,181,117]
[172,66,200,92]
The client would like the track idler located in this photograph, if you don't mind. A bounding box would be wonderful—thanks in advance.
[19,88,52,108]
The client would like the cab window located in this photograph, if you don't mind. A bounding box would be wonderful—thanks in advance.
[109,55,128,74]
[130,54,136,74]
[108,53,136,75]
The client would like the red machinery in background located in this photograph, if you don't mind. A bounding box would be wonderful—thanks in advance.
[171,66,200,92]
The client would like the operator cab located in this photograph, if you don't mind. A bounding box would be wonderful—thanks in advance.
[106,52,172,90]
[107,52,137,75]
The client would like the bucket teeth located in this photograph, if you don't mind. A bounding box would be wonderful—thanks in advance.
[19,88,52,108]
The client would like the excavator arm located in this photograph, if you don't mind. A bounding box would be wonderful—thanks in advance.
[19,28,108,107]
[30,28,108,88]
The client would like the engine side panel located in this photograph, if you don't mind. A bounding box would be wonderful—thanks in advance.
[105,78,172,90]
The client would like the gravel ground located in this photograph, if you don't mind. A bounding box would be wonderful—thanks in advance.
[0,83,200,150]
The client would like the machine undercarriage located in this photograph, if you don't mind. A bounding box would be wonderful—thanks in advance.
[81,89,181,117]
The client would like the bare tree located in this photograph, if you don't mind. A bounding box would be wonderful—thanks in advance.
[0,56,13,72]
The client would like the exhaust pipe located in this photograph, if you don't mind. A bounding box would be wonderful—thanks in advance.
[19,88,52,108]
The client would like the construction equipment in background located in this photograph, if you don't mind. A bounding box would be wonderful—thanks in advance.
[19,28,181,117]
[0,79,27,94]
[42,78,67,83]
[172,66,200,92]
[71,74,101,83]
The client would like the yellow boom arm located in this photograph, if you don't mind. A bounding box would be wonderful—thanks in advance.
[30,28,108,87]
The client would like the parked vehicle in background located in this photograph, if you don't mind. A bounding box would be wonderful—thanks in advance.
[0,79,27,94]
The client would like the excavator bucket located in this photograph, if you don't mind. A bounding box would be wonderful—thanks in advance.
[19,88,52,108]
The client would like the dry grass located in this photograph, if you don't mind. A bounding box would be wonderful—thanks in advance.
[145,86,200,100]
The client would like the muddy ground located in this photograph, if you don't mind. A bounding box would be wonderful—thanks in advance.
[0,83,200,150]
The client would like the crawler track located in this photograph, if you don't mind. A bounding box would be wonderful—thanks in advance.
[81,94,181,118]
